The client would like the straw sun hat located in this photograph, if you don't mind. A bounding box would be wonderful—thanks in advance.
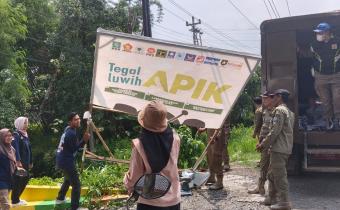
[138,101,168,133]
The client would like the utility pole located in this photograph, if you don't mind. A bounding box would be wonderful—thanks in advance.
[142,0,152,37]
[186,16,203,46]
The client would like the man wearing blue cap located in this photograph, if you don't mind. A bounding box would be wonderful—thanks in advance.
[310,22,340,130]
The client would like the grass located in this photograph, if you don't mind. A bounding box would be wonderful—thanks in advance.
[228,125,260,166]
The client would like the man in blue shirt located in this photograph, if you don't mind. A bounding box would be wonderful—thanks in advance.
[56,112,90,210]
[310,22,340,130]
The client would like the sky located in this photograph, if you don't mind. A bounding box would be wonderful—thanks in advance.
[151,0,339,55]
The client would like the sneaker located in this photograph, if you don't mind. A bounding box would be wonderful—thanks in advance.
[55,198,67,204]
[12,200,27,206]
[76,208,89,210]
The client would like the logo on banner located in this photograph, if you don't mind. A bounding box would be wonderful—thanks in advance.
[220,59,229,66]
[227,62,243,69]
[156,49,168,58]
[175,52,185,60]
[167,51,176,59]
[112,41,121,50]
[204,57,220,65]
[184,53,196,62]
[195,55,205,64]
[123,43,133,52]
[146,48,156,56]
[135,47,144,54]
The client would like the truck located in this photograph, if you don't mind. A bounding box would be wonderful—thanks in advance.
[260,11,340,174]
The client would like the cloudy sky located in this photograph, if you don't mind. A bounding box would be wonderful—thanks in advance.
[151,0,339,55]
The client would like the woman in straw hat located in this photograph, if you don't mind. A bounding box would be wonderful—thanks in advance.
[124,100,181,210]
[0,128,17,210]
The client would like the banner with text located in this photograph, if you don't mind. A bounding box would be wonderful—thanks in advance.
[91,29,260,128]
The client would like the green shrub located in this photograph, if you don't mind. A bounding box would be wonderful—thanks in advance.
[228,125,260,166]
[29,176,63,186]
[81,163,127,209]
[177,125,206,169]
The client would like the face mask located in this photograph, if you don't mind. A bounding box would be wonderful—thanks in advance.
[316,34,325,42]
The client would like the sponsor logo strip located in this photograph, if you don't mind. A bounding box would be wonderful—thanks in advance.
[184,104,222,114]
[105,87,145,99]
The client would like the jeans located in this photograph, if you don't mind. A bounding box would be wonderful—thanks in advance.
[57,167,81,210]
[0,189,10,210]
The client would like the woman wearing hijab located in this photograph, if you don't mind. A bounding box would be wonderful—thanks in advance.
[124,101,181,210]
[11,117,32,206]
[0,129,16,210]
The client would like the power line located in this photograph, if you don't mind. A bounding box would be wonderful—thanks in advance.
[267,0,278,18]
[163,6,187,22]
[153,25,193,42]
[262,0,273,19]
[154,23,191,37]
[226,0,259,29]
[285,0,292,16]
[270,0,280,18]
[153,31,191,43]
[167,0,258,51]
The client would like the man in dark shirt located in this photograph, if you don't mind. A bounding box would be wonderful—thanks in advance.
[310,22,340,130]
[56,112,90,210]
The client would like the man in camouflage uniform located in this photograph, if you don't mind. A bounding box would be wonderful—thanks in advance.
[257,89,295,210]
[252,97,263,139]
[199,118,231,190]
[248,91,274,195]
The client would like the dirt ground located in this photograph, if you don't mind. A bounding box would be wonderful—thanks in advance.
[119,164,340,210]
[180,164,340,210]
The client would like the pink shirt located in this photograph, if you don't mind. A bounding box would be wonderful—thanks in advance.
[124,131,181,207]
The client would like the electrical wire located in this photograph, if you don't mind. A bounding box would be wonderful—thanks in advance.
[267,0,278,18]
[262,0,273,19]
[285,0,292,16]
[270,0,280,18]
[226,0,259,29]
[167,0,258,51]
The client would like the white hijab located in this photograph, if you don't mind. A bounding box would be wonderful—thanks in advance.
[14,117,28,137]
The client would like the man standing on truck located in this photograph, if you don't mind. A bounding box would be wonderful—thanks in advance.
[311,22,340,130]
[248,91,274,195]
[257,89,294,210]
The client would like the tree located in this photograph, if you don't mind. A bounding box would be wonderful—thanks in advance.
[42,0,163,128]
[0,0,28,128]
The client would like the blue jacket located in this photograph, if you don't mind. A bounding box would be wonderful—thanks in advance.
[56,127,85,170]
[11,131,32,170]
[0,153,14,189]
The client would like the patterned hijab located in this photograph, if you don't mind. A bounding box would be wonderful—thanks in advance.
[0,129,16,174]
[14,117,28,137]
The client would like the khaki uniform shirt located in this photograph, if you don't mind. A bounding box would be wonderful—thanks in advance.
[261,104,295,155]
[253,106,263,138]
[259,108,274,141]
